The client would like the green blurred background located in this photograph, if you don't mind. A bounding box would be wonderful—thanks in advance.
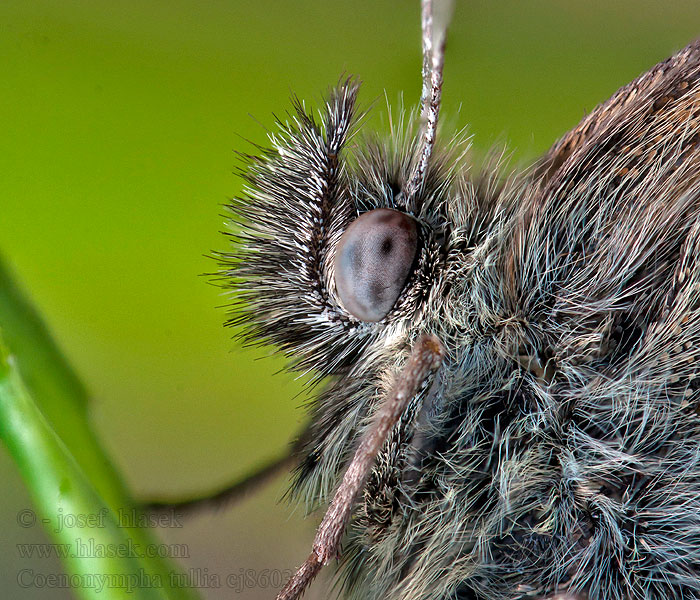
[2,1,700,598]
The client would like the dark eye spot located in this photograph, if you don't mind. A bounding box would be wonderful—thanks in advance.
[333,208,418,322]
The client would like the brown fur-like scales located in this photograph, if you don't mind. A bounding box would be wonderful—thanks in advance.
[219,39,700,600]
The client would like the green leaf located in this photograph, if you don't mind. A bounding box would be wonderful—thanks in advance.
[0,258,130,508]
[0,333,199,599]
[0,257,200,600]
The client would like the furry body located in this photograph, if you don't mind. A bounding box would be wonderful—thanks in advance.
[222,40,700,600]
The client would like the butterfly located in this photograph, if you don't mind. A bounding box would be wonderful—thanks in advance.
[208,1,700,598]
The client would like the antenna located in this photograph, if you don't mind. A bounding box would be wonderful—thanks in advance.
[403,0,455,202]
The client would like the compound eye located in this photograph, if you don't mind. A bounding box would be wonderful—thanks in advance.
[334,208,418,322]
